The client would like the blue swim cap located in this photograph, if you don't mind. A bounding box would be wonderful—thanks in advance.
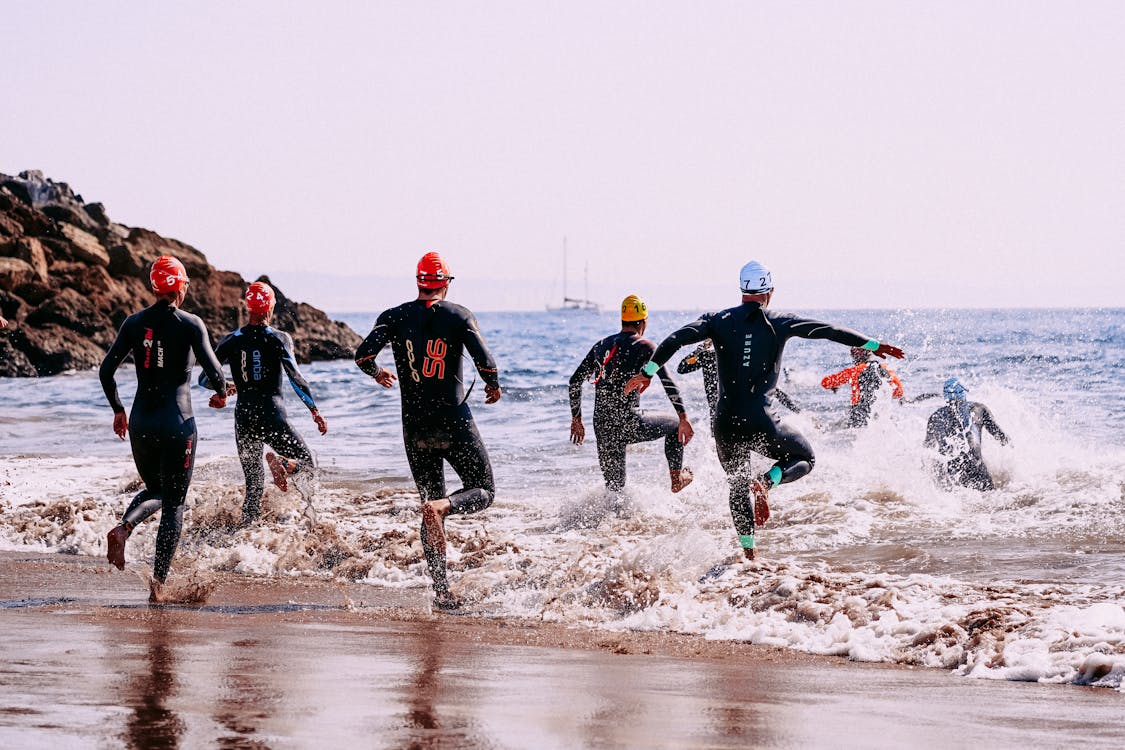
[943,377,968,401]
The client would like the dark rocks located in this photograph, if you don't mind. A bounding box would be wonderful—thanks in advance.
[0,170,361,378]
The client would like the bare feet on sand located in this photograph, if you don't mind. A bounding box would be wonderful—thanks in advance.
[743,547,757,561]
[266,452,292,492]
[670,468,694,493]
[433,590,462,611]
[148,581,167,604]
[751,479,771,526]
[106,525,127,570]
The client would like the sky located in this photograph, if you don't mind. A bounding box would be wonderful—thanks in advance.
[3,1,1123,312]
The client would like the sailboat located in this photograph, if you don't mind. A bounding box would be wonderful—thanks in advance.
[548,237,601,312]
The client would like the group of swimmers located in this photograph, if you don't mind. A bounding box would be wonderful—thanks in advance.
[96,253,1009,608]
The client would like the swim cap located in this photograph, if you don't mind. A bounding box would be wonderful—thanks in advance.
[245,281,275,315]
[621,294,648,322]
[739,261,773,295]
[943,377,968,401]
[416,252,454,289]
[150,255,189,293]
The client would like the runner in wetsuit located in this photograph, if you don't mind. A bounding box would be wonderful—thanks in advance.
[821,346,905,427]
[678,340,801,422]
[354,252,501,610]
[626,261,904,560]
[99,255,228,601]
[206,282,328,523]
[570,294,694,493]
[924,377,1010,491]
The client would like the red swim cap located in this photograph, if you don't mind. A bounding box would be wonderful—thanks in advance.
[245,282,275,315]
[416,252,454,289]
[150,255,189,293]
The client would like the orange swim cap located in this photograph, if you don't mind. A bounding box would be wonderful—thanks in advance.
[245,281,275,315]
[150,256,189,293]
[621,294,648,322]
[416,252,454,289]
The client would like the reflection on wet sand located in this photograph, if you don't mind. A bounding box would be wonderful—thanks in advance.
[117,612,185,749]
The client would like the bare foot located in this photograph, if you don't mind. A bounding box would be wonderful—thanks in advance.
[670,468,694,493]
[743,547,757,561]
[106,525,128,570]
[265,452,290,492]
[751,479,771,526]
[148,580,167,604]
[421,500,448,556]
[433,590,462,611]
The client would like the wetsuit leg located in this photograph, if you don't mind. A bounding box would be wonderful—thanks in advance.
[443,419,495,515]
[951,454,995,491]
[627,411,683,472]
[745,412,816,484]
[595,434,627,492]
[404,428,452,593]
[122,429,165,528]
[235,419,267,520]
[716,438,757,540]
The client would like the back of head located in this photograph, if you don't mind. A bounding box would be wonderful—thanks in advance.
[417,252,454,290]
[739,260,774,295]
[245,281,276,317]
[150,255,189,295]
[943,377,968,402]
[621,294,648,324]
[850,346,870,365]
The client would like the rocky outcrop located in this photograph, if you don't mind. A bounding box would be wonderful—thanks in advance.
[0,170,361,377]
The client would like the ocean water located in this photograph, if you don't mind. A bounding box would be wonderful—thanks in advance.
[2,307,1124,690]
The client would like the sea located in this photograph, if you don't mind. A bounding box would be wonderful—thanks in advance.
[2,307,1124,691]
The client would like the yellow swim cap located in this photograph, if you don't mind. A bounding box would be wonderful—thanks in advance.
[621,294,648,322]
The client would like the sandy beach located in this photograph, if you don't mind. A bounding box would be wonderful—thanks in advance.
[1,551,1121,749]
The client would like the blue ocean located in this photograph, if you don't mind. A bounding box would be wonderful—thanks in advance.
[2,307,1124,689]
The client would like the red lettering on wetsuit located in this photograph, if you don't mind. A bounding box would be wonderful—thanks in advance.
[143,328,154,369]
[422,339,447,379]
[183,439,192,468]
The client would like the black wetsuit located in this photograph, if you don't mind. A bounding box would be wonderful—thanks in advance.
[924,400,1009,490]
[570,331,686,492]
[677,343,800,422]
[208,325,318,519]
[649,303,870,542]
[99,299,226,583]
[355,299,499,593]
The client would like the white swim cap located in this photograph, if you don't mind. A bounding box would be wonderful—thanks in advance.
[739,261,773,294]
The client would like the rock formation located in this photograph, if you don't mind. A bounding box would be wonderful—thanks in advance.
[0,170,361,377]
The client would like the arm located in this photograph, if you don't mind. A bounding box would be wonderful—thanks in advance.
[568,345,600,444]
[279,332,327,434]
[781,315,904,360]
[773,388,801,413]
[190,318,228,408]
[625,318,712,395]
[656,364,693,445]
[462,311,501,402]
[978,405,1010,445]
[884,365,905,400]
[99,318,134,439]
[198,332,234,390]
[821,365,861,392]
[676,344,707,375]
[355,314,396,388]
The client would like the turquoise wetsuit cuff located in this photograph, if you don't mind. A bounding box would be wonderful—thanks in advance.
[862,340,880,352]
[642,361,659,377]
[739,535,755,549]
[767,466,782,487]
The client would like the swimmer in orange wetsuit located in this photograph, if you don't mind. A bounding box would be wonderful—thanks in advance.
[821,347,904,427]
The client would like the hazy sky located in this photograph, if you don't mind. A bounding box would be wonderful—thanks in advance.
[3,2,1123,312]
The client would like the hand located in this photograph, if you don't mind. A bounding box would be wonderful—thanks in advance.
[374,369,397,388]
[830,387,838,394]
[570,417,585,445]
[209,393,227,409]
[678,414,694,445]
[226,383,238,396]
[872,343,905,360]
[624,373,651,395]
[312,410,328,435]
[112,412,128,440]
[484,384,502,404]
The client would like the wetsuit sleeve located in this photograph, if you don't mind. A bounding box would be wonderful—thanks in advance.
[278,331,318,412]
[650,318,714,368]
[355,312,391,378]
[923,410,943,448]
[199,332,235,389]
[568,344,600,420]
[776,315,870,348]
[656,366,687,415]
[978,405,1009,444]
[462,310,500,389]
[676,345,706,375]
[98,317,135,414]
[191,318,226,396]
[821,365,862,390]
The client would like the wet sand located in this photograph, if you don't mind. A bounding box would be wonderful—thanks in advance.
[0,552,1122,749]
